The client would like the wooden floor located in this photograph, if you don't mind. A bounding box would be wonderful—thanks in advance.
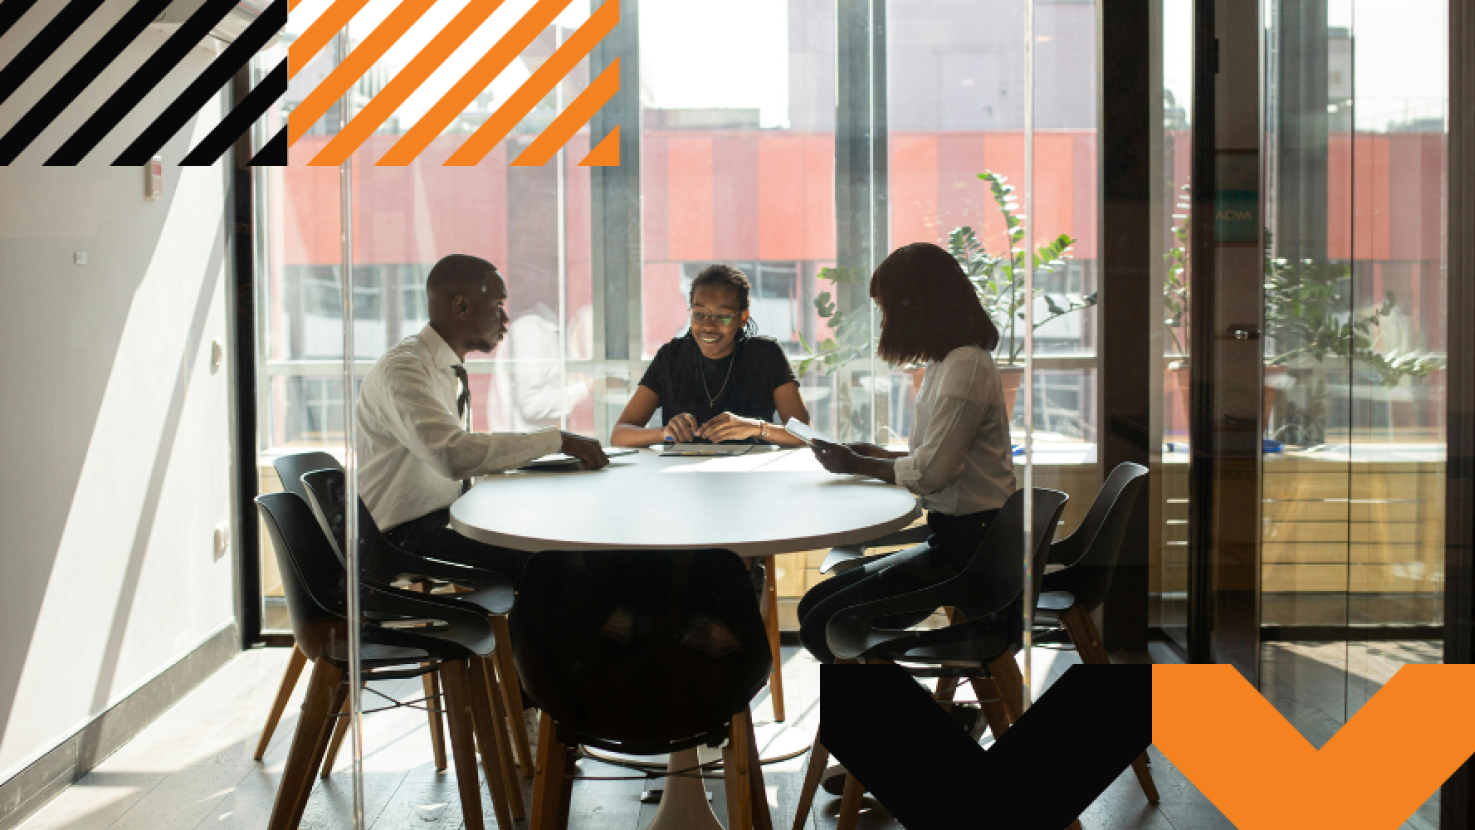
[12,640,1430,830]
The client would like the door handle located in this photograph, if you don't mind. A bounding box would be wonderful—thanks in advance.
[1224,324,1261,341]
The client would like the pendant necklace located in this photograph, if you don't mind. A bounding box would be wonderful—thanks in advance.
[700,344,737,409]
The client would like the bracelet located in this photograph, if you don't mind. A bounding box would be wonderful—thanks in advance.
[759,421,769,440]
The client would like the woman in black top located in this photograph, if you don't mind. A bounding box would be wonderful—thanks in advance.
[611,264,812,446]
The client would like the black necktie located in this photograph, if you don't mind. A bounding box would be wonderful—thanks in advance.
[451,365,472,494]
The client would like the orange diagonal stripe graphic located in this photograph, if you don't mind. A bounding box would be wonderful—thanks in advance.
[289,0,436,146]
[443,0,617,166]
[375,0,577,166]
[1153,664,1475,829]
[511,56,618,166]
[311,0,506,166]
[289,0,373,80]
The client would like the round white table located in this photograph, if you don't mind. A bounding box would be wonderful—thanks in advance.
[450,447,920,830]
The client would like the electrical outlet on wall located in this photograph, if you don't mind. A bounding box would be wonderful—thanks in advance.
[213,525,230,560]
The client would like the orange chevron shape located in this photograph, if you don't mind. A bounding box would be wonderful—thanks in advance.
[1153,664,1475,829]
[512,57,618,166]
[580,124,619,166]
[289,0,372,80]
[310,0,506,166]
[443,0,617,166]
[289,0,436,145]
[375,0,578,166]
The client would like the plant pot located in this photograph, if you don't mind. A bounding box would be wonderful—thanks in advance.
[1167,361,1191,436]
[998,365,1024,421]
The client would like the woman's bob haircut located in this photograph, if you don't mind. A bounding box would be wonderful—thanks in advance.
[869,242,1001,364]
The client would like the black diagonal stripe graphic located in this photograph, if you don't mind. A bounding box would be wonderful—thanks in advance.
[0,0,42,43]
[114,0,284,166]
[46,0,238,165]
[249,124,285,166]
[822,663,1151,829]
[0,0,109,110]
[0,0,176,164]
[180,58,284,166]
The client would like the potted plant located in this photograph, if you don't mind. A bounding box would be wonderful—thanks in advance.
[1163,184,1192,434]
[799,171,1095,422]
[1262,248,1444,445]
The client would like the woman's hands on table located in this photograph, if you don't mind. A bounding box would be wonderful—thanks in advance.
[698,411,765,443]
[663,413,700,443]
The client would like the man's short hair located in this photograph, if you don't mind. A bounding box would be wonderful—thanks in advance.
[426,254,498,308]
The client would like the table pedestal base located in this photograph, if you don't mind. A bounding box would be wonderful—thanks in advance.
[646,747,724,830]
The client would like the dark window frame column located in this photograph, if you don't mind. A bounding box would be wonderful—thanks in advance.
[591,0,641,362]
[1096,0,1153,652]
[1440,0,1475,824]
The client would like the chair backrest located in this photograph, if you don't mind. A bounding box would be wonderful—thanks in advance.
[299,468,414,586]
[271,452,342,505]
[951,487,1070,637]
[255,492,347,662]
[1046,462,1149,613]
[511,550,772,756]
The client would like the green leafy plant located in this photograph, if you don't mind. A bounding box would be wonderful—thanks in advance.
[798,171,1095,375]
[1164,183,1191,356]
[1263,253,1443,387]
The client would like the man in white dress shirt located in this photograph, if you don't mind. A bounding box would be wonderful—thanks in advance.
[356,254,608,577]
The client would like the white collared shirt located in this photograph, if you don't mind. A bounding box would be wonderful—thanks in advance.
[893,345,1016,515]
[356,324,562,531]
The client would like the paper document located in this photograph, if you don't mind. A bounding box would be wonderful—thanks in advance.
[521,447,637,468]
[784,418,837,446]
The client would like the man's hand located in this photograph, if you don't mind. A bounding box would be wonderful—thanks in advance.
[846,442,895,458]
[698,412,763,443]
[812,438,862,475]
[560,431,610,470]
[663,413,699,443]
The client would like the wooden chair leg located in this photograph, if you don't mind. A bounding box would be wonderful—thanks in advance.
[267,658,344,830]
[530,711,574,830]
[319,696,351,778]
[744,706,774,830]
[791,734,829,830]
[987,650,1027,723]
[970,677,1013,741]
[255,645,307,761]
[764,562,787,722]
[440,660,489,830]
[724,709,754,830]
[836,769,866,830]
[490,614,535,775]
[470,655,524,820]
[422,667,449,771]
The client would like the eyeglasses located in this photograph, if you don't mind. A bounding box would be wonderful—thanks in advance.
[690,310,737,326]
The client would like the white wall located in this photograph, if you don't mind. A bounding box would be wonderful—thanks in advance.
[0,0,239,784]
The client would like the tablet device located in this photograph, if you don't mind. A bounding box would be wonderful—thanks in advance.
[520,447,638,469]
[784,418,837,446]
[659,443,760,457]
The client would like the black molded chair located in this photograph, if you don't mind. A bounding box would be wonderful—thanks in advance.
[817,523,932,576]
[792,488,1071,830]
[255,492,517,830]
[255,452,344,763]
[299,468,530,802]
[512,549,774,829]
[1034,462,1158,804]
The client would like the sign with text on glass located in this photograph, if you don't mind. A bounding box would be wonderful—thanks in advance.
[1215,151,1260,245]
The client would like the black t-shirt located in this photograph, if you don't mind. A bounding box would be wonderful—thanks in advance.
[639,334,797,440]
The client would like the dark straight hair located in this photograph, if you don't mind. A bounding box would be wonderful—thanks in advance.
[869,242,1001,364]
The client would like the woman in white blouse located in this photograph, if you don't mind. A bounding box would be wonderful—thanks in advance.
[800,241,1017,664]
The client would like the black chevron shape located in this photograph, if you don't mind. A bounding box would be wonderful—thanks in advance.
[821,663,1151,829]
[0,0,109,111]
[249,124,286,166]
